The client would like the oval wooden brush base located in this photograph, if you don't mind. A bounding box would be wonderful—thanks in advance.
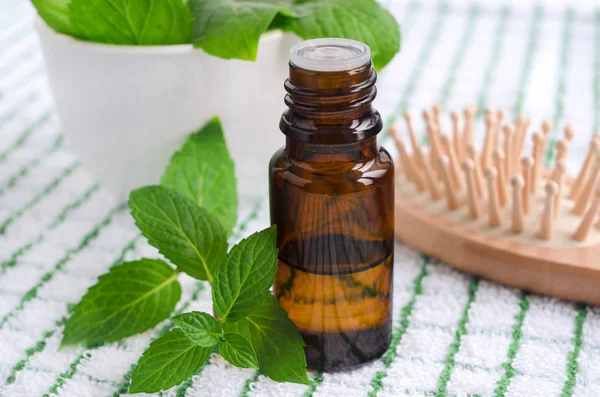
[391,105,600,305]
[395,177,600,305]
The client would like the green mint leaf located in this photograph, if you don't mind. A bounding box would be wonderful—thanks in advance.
[212,226,278,322]
[267,10,295,31]
[129,185,228,281]
[172,311,222,347]
[32,0,79,37]
[161,117,237,236]
[61,259,181,348]
[223,296,309,384]
[129,328,211,393]
[282,0,401,70]
[70,0,193,45]
[218,333,259,369]
[189,0,289,61]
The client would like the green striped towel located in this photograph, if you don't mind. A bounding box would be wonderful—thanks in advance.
[0,1,598,396]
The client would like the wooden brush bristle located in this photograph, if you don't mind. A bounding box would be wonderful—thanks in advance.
[390,106,600,244]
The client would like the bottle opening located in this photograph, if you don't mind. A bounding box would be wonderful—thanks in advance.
[290,38,371,72]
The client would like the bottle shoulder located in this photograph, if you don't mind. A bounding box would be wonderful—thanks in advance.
[269,144,395,191]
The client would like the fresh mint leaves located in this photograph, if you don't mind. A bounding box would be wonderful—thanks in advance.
[189,0,288,60]
[188,0,400,69]
[61,259,181,347]
[129,328,212,393]
[223,296,309,384]
[172,311,223,347]
[161,117,237,236]
[69,0,193,45]
[33,0,400,69]
[219,334,260,369]
[129,186,227,282]
[60,117,309,393]
[212,226,278,322]
[32,0,78,37]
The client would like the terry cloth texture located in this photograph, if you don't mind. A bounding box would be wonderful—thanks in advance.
[0,1,599,396]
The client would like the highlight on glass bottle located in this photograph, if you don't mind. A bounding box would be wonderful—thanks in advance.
[269,38,395,371]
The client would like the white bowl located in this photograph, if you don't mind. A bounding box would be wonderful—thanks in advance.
[35,17,300,199]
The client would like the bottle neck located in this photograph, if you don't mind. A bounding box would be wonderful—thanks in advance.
[285,137,378,162]
[280,61,382,144]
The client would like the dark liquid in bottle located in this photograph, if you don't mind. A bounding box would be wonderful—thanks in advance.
[270,53,394,371]
[276,237,393,370]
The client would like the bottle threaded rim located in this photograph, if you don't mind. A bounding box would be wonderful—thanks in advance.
[290,38,371,72]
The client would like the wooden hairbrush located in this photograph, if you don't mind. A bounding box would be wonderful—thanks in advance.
[391,105,600,305]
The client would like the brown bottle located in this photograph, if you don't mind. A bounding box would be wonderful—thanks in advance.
[269,39,394,371]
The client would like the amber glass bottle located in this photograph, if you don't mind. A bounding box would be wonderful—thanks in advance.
[269,39,394,371]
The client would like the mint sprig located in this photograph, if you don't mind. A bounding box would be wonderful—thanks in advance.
[223,296,309,384]
[60,117,309,393]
